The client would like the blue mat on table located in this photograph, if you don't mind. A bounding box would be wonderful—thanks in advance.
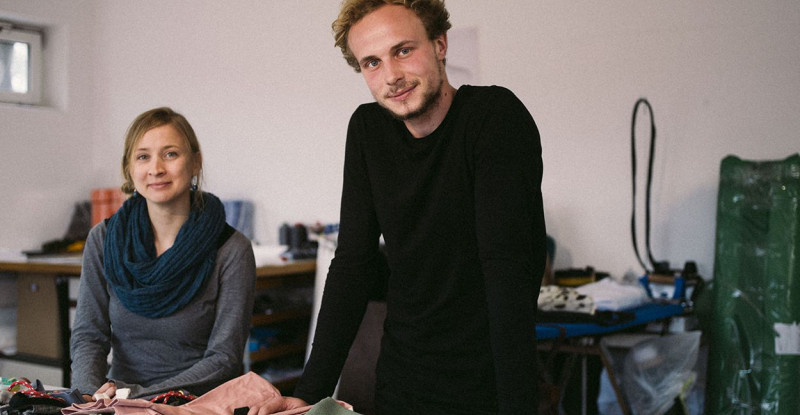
[536,302,686,340]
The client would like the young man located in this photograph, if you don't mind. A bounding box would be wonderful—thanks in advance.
[259,1,546,414]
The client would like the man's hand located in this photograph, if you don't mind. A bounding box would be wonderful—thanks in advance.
[247,396,308,415]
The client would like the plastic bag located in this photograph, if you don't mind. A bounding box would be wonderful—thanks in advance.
[622,331,701,415]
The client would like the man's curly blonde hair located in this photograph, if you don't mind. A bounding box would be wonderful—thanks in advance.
[332,0,451,72]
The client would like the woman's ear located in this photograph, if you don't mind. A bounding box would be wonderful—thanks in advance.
[193,152,203,176]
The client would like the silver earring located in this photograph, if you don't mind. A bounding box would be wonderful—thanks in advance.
[191,177,198,191]
[132,190,139,197]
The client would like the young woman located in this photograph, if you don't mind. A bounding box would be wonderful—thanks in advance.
[70,107,256,401]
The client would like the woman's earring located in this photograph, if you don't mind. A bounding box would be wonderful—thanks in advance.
[132,190,139,197]
[190,177,198,191]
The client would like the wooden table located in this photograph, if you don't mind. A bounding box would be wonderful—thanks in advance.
[0,258,317,388]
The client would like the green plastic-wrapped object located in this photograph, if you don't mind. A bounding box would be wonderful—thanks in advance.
[706,154,800,414]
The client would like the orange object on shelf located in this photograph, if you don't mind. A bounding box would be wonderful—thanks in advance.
[90,188,126,225]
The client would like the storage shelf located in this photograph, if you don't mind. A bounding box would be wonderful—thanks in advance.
[252,308,311,326]
[247,262,315,376]
[249,342,307,362]
[255,261,315,290]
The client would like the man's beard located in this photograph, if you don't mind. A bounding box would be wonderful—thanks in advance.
[382,71,444,121]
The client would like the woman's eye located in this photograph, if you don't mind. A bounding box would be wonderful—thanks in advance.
[165,151,179,159]
[136,154,148,161]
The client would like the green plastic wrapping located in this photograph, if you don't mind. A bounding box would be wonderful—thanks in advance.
[706,154,800,414]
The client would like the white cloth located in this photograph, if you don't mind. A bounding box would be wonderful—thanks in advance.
[574,278,649,311]
[252,244,289,266]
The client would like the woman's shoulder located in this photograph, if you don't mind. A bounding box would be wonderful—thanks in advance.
[222,227,251,248]
[85,220,108,250]
[217,227,255,259]
[215,228,256,285]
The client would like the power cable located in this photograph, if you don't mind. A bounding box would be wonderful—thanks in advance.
[630,98,663,273]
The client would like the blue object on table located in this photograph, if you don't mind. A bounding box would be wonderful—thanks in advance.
[223,200,254,240]
[536,302,687,340]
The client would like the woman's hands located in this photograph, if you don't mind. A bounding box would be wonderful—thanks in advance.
[82,383,348,415]
[83,381,116,402]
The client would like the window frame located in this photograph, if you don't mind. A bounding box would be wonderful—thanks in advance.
[0,23,43,105]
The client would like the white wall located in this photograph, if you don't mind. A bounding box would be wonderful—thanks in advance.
[1,0,798,280]
[0,0,96,252]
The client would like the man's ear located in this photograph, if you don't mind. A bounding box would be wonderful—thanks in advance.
[433,33,448,62]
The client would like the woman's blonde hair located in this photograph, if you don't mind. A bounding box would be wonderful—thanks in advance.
[121,107,204,206]
[332,0,451,72]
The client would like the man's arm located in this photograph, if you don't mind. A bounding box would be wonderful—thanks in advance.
[473,87,547,413]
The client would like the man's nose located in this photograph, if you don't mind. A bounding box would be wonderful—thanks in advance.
[384,60,403,85]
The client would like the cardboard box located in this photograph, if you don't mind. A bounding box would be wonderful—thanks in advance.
[16,274,61,359]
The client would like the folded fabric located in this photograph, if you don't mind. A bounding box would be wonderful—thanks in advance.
[9,391,67,414]
[574,277,649,311]
[51,389,87,406]
[60,372,356,415]
[4,378,71,414]
[61,372,304,415]
[538,285,595,314]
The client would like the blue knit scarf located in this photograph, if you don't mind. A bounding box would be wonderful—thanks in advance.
[104,191,227,318]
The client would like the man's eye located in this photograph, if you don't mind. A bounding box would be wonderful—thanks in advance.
[366,60,380,68]
[399,47,411,56]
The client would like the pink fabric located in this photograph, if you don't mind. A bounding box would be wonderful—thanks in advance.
[61,372,313,415]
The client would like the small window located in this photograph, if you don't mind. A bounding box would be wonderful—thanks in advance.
[0,22,42,105]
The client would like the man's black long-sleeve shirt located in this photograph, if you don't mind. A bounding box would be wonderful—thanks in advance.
[295,85,546,414]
